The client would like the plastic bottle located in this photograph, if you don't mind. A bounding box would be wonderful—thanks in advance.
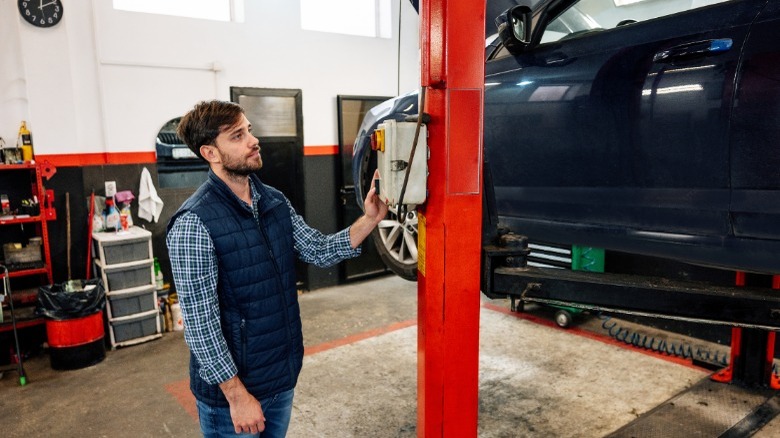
[171,302,184,331]
[17,121,34,163]
[119,202,133,228]
[154,257,164,289]
[101,200,108,231]
[103,197,120,231]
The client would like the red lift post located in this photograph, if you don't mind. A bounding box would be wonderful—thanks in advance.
[711,272,780,389]
[417,0,486,436]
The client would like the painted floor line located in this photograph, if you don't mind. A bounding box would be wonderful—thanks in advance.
[166,305,711,424]
[304,319,417,356]
[482,301,711,373]
[164,378,199,422]
[166,318,418,421]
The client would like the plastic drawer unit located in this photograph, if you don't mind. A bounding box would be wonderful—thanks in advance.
[92,227,152,266]
[94,258,154,292]
[106,285,157,318]
[91,227,161,348]
[108,309,161,347]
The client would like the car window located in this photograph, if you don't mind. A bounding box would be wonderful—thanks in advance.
[491,0,732,60]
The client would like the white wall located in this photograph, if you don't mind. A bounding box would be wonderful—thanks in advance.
[0,0,420,157]
[0,0,26,150]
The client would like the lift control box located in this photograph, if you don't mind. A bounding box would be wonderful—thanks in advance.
[372,119,427,206]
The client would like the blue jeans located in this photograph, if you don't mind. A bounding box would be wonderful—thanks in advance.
[196,388,294,437]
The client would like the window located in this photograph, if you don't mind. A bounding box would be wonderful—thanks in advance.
[112,0,244,23]
[540,0,731,45]
[490,0,731,60]
[300,0,392,38]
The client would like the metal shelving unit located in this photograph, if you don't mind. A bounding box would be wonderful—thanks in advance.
[0,162,56,335]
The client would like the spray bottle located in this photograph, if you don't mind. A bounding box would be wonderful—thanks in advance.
[17,121,34,163]
[103,197,120,232]
[154,257,164,290]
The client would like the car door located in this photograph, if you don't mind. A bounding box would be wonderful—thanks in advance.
[729,1,780,242]
[484,0,762,257]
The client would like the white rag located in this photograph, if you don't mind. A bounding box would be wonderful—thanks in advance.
[138,167,164,222]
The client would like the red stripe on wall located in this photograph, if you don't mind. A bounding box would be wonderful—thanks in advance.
[37,152,157,167]
[304,145,339,156]
[38,146,337,167]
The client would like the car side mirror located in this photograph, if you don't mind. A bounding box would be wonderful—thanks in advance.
[495,6,531,55]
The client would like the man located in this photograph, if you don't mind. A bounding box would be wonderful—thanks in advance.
[166,100,387,437]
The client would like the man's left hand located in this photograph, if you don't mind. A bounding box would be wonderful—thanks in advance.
[349,170,389,249]
[364,169,389,224]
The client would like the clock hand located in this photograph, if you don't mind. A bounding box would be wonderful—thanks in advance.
[40,1,58,8]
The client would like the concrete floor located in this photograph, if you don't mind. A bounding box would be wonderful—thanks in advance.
[1,275,778,437]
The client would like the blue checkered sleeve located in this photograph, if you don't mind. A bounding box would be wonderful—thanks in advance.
[166,212,237,385]
[287,199,361,267]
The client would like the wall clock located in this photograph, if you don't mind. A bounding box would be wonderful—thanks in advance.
[18,0,63,28]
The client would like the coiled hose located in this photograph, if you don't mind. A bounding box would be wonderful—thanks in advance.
[597,313,730,368]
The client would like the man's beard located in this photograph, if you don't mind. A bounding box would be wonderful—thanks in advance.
[220,150,262,177]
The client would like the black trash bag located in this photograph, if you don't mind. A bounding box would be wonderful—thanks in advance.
[37,278,106,320]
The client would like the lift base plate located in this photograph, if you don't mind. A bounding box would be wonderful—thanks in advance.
[607,377,780,437]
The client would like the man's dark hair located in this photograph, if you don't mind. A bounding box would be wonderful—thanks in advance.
[177,100,245,161]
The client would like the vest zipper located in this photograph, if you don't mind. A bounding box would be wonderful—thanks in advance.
[240,318,247,371]
[258,214,296,385]
[257,213,281,274]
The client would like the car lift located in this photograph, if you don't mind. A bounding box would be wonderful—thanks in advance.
[418,0,780,435]
[483,232,780,436]
[416,0,485,436]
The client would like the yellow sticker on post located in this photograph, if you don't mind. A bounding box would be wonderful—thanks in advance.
[417,212,426,277]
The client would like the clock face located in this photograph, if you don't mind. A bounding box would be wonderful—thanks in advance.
[18,0,63,28]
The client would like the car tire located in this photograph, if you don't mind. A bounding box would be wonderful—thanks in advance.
[361,151,418,281]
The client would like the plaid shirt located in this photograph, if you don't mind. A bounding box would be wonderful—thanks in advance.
[167,181,360,384]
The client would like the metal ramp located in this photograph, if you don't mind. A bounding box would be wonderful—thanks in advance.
[607,378,780,437]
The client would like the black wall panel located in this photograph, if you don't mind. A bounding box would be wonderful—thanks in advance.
[303,154,341,290]
[43,155,350,291]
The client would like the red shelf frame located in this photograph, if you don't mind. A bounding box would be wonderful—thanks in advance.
[0,318,45,334]
[1,162,55,335]
[0,162,55,284]
[5,267,49,279]
[0,215,46,226]
[0,163,38,171]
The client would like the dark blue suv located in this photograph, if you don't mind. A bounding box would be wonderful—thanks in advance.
[353,0,780,280]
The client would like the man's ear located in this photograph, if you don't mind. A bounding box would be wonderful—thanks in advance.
[200,145,220,163]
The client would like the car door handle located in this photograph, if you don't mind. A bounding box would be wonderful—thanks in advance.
[339,186,355,205]
[541,53,573,66]
[653,38,732,63]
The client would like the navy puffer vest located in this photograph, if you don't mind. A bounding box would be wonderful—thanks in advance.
[168,171,302,406]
